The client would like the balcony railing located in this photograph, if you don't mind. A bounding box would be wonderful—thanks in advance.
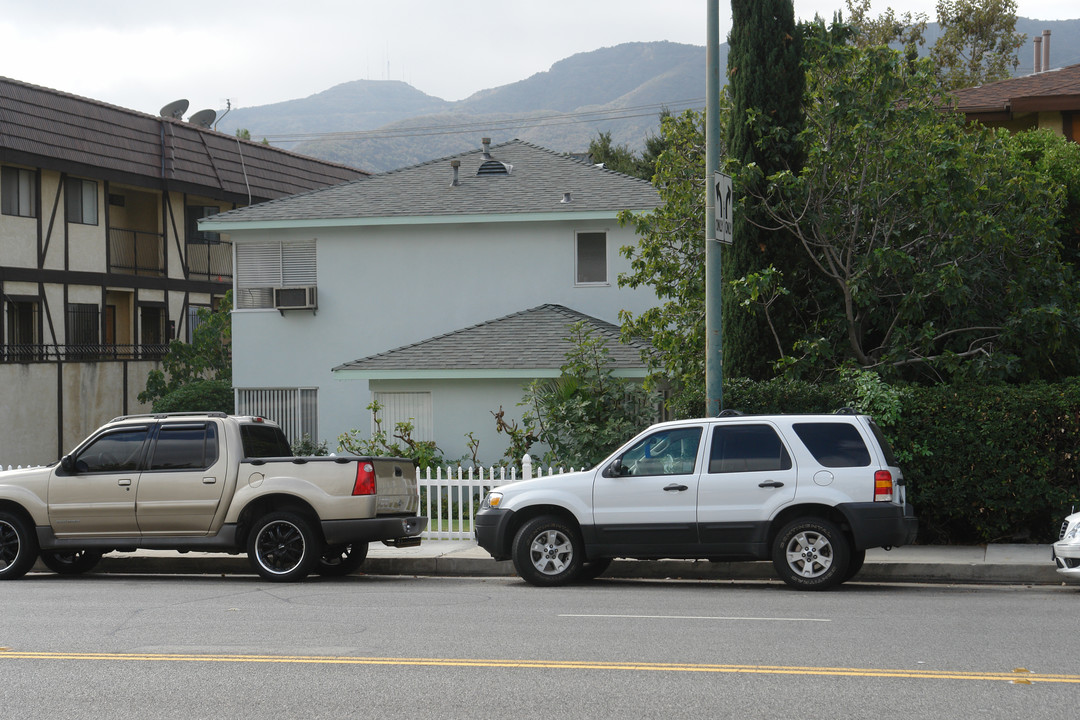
[0,344,169,363]
[109,227,165,277]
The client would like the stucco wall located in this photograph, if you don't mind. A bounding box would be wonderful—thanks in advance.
[231,217,658,453]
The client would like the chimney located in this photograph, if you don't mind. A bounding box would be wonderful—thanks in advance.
[451,159,461,187]
[1042,29,1051,71]
[1034,36,1042,73]
[481,137,491,159]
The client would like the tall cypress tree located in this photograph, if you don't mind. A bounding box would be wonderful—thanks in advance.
[724,0,805,379]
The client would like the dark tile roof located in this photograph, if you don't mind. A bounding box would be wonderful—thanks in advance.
[205,139,661,224]
[951,62,1080,114]
[0,76,366,201]
[333,304,651,374]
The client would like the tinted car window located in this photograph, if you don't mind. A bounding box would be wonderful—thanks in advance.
[619,427,702,476]
[149,423,219,470]
[709,424,792,473]
[792,422,871,467]
[241,424,292,458]
[867,420,897,466]
[75,429,148,472]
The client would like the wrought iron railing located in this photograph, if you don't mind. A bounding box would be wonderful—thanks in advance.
[0,344,169,363]
[109,227,165,277]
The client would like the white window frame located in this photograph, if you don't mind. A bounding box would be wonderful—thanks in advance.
[575,230,608,286]
[234,240,317,310]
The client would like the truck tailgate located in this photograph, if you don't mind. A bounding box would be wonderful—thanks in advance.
[371,458,418,515]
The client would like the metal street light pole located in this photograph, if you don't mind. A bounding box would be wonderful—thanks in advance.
[705,0,724,415]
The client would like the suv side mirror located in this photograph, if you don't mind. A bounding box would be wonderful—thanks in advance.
[60,455,76,473]
[606,459,624,478]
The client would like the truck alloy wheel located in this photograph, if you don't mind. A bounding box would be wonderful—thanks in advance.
[248,511,318,582]
[0,512,39,581]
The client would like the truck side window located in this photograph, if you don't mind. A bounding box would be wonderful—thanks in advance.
[149,423,218,470]
[241,425,293,458]
[792,422,871,467]
[709,424,792,474]
[74,429,149,473]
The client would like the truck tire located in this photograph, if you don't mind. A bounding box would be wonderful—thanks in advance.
[772,518,850,591]
[247,511,319,582]
[317,542,369,576]
[0,511,39,580]
[40,549,103,575]
[512,515,584,587]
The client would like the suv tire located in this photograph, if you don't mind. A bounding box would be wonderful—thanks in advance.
[772,517,850,590]
[512,515,584,587]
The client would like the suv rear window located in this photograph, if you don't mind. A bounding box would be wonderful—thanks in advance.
[241,424,292,458]
[792,422,871,467]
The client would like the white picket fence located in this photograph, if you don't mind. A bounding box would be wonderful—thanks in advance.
[416,455,580,540]
[2,464,41,471]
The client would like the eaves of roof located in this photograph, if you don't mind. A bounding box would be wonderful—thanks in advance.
[951,62,1080,115]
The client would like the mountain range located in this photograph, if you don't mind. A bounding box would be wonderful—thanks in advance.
[217,17,1080,173]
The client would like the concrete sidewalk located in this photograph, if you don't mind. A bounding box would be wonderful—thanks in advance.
[37,541,1065,585]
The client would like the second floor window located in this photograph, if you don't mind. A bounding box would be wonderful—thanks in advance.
[186,205,221,243]
[6,299,40,345]
[66,178,98,225]
[1,166,38,218]
[235,240,316,309]
[575,231,607,285]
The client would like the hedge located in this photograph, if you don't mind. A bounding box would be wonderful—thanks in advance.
[718,377,1080,544]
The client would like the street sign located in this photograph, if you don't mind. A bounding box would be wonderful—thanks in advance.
[713,171,733,245]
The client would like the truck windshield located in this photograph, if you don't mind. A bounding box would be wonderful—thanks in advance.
[241,425,293,458]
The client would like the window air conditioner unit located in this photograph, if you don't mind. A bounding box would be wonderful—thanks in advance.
[273,286,318,311]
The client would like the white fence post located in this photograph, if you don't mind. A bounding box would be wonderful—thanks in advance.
[522,453,533,481]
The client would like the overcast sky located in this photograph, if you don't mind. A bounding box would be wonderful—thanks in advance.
[1,0,1076,117]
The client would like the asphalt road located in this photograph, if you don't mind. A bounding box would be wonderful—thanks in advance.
[1,574,1077,719]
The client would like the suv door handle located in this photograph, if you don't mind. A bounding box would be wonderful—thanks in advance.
[758,480,785,488]
[663,484,689,492]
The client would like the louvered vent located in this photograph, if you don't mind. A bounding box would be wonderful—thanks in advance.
[477,160,512,176]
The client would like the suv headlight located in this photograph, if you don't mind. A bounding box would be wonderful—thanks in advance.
[1066,523,1080,541]
[481,492,503,510]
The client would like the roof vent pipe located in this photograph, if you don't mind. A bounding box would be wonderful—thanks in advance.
[561,192,572,203]
[1042,29,1051,72]
[451,160,461,187]
[482,137,491,159]
[1034,36,1042,73]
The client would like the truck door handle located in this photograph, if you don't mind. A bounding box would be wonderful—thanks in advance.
[118,479,131,487]
[758,481,785,488]
[664,484,689,492]
[202,477,217,484]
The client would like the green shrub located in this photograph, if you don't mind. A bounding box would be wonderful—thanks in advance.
[152,379,233,414]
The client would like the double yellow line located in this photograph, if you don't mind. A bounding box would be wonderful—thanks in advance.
[1,649,1077,684]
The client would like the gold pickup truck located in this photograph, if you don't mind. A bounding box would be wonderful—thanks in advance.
[0,412,426,581]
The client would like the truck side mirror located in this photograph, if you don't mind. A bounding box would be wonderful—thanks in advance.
[60,455,76,473]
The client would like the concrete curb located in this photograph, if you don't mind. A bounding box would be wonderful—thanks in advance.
[32,548,1063,586]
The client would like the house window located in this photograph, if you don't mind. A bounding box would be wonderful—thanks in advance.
[186,205,221,244]
[4,298,40,361]
[140,306,167,346]
[575,231,607,284]
[186,305,207,343]
[67,303,99,348]
[66,178,98,225]
[235,240,317,309]
[1,166,38,218]
[372,392,434,442]
[235,387,318,445]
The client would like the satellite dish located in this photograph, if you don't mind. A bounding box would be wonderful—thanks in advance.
[188,109,217,128]
[159,99,189,119]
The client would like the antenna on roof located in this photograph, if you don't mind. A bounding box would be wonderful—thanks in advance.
[188,109,217,128]
[159,99,189,119]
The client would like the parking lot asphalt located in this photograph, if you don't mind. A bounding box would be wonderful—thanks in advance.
[32,541,1065,585]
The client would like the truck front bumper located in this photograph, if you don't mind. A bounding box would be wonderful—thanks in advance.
[321,516,428,546]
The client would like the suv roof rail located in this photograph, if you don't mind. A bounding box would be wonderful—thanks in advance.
[834,407,857,415]
[109,411,229,422]
[717,409,744,417]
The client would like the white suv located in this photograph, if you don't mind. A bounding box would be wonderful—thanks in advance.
[475,411,918,590]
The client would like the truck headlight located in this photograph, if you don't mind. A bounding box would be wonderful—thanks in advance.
[481,492,503,510]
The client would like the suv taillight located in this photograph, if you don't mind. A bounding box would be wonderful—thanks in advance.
[353,462,376,496]
[874,470,893,502]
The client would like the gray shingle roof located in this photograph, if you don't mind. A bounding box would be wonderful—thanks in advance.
[206,140,660,224]
[0,76,366,201]
[333,304,650,375]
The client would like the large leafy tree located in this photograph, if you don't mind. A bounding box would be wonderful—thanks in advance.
[930,0,1026,90]
[723,0,806,379]
[747,31,1080,381]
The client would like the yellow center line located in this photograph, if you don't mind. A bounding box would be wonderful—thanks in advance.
[0,649,1076,683]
